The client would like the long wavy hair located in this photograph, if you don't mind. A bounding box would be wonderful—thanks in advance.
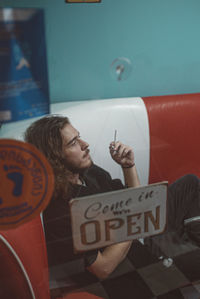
[24,115,72,200]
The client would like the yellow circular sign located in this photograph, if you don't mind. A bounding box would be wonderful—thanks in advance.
[0,139,54,230]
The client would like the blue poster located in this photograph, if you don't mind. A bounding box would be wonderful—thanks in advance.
[0,8,49,123]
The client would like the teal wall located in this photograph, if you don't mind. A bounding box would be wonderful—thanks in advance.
[1,0,200,103]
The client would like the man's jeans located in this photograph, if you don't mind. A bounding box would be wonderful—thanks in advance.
[144,174,200,258]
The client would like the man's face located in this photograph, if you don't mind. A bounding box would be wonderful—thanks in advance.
[60,124,92,173]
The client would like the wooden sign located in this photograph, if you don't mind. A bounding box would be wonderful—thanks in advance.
[70,182,168,252]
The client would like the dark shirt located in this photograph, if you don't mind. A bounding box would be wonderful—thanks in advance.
[43,164,124,268]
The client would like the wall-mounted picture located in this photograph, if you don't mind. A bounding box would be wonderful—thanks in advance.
[0,8,50,124]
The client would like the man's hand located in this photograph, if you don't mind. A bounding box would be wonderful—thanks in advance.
[109,141,135,168]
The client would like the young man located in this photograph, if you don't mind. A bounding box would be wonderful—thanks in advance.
[24,115,140,280]
[24,115,200,280]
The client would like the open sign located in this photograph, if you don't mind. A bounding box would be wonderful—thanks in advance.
[70,182,168,252]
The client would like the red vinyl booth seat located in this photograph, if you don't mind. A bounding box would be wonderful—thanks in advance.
[0,236,34,299]
[143,93,200,184]
[0,216,50,299]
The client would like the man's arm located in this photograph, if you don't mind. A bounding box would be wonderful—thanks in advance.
[109,141,140,188]
[87,241,132,279]
[87,142,140,280]
[122,164,140,188]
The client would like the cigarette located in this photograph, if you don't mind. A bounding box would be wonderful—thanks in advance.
[112,129,117,150]
[114,129,117,144]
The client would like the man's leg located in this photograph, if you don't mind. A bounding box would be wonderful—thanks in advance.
[144,174,200,258]
[167,174,200,246]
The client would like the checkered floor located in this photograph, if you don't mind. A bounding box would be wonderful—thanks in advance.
[49,240,200,299]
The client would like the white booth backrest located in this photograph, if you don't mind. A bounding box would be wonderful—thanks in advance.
[0,97,150,185]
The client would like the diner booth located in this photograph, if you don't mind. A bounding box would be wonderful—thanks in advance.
[0,92,200,298]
